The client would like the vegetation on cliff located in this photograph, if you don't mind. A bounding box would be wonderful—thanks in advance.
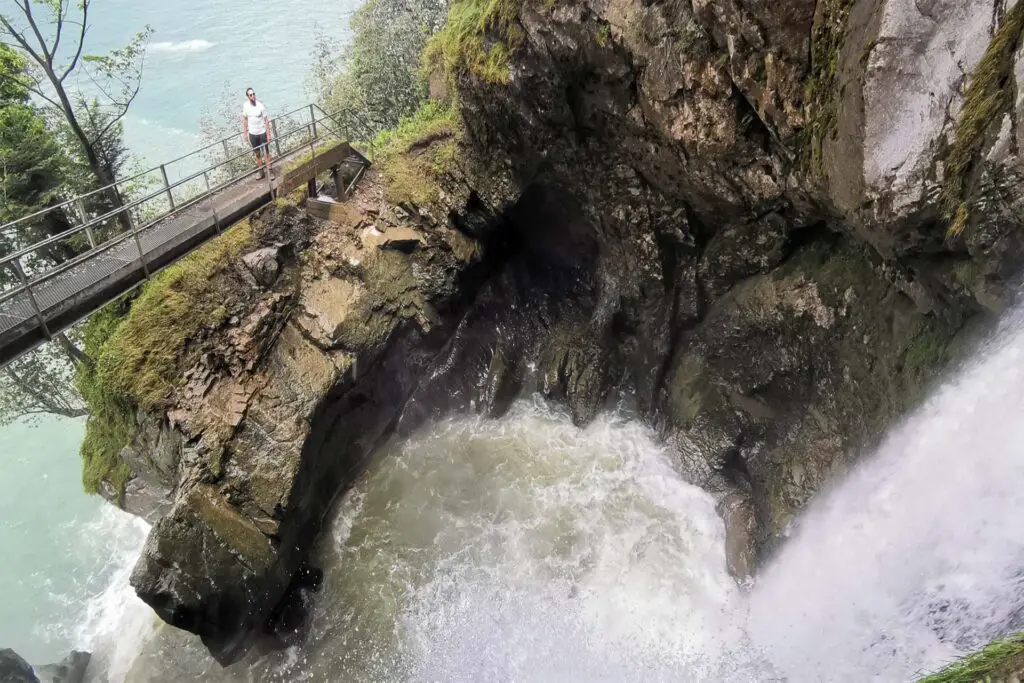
[803,0,855,170]
[423,0,524,85]
[76,221,255,494]
[376,101,459,206]
[919,633,1024,683]
[941,1,1024,238]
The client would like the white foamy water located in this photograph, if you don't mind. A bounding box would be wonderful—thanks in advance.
[746,309,1024,680]
[68,309,1024,681]
[149,40,216,53]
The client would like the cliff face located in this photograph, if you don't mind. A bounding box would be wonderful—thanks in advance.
[434,0,1023,561]
[86,0,1024,665]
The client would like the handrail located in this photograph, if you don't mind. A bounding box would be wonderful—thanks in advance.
[0,105,347,273]
[0,102,319,234]
[0,106,367,326]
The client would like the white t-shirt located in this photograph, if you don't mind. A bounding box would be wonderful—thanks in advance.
[243,100,268,135]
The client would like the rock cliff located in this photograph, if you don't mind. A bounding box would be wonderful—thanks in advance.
[79,0,1024,664]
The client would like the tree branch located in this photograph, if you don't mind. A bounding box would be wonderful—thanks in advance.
[56,331,91,368]
[20,0,54,68]
[4,366,72,417]
[59,0,87,82]
[51,0,65,60]
[0,14,47,67]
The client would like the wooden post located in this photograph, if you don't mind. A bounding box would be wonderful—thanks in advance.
[330,165,341,199]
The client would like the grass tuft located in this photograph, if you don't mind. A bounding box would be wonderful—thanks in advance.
[75,220,256,495]
[803,0,856,171]
[941,3,1024,239]
[375,102,460,206]
[423,0,524,85]
[919,633,1024,682]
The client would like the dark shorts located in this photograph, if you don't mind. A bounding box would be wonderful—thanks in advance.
[248,132,268,152]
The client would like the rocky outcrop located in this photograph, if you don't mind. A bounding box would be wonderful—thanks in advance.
[0,649,90,683]
[121,167,508,663]
[33,651,90,683]
[95,0,1024,665]
[0,649,37,683]
[431,0,1016,568]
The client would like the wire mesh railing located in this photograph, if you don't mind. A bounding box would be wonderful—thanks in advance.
[0,102,375,345]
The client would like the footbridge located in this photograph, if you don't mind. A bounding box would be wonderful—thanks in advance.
[0,103,372,369]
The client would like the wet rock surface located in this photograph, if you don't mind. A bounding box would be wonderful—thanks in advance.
[0,649,90,683]
[102,0,1024,665]
[0,649,37,683]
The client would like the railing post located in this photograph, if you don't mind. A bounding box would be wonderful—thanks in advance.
[266,155,275,201]
[10,257,51,340]
[306,137,317,198]
[222,139,231,167]
[272,119,282,157]
[73,198,88,224]
[203,171,211,193]
[132,223,151,280]
[310,104,318,140]
[160,164,175,211]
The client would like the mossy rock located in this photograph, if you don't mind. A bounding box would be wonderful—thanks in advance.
[76,220,258,497]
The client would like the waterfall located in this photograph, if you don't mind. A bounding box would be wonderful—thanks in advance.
[78,310,1024,681]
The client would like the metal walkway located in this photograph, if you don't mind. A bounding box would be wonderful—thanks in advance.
[0,104,373,368]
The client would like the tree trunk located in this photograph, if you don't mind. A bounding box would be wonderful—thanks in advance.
[47,67,133,234]
[56,331,91,368]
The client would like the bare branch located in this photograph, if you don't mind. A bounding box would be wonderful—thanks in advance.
[52,0,65,59]
[59,0,87,82]
[0,14,47,67]
[20,0,54,68]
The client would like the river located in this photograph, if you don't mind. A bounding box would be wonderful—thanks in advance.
[64,302,1024,679]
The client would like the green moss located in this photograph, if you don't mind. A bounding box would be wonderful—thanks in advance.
[595,23,612,49]
[94,220,255,410]
[919,634,1024,683]
[903,324,950,377]
[941,2,1024,238]
[423,0,524,85]
[77,298,135,497]
[334,251,429,352]
[376,102,460,207]
[76,221,256,496]
[668,353,712,428]
[804,0,856,171]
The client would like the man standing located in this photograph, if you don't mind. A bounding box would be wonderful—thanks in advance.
[242,88,272,178]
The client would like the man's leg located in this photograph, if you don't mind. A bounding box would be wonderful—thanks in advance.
[263,135,273,174]
[249,133,265,177]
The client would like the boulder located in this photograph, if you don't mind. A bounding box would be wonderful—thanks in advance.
[379,227,425,253]
[34,651,90,683]
[0,649,37,683]
[241,247,281,287]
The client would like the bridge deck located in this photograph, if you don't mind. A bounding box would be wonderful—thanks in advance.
[0,140,360,367]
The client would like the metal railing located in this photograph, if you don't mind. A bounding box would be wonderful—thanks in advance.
[0,102,375,344]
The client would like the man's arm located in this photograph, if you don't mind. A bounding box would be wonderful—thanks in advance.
[242,111,249,141]
[262,104,271,140]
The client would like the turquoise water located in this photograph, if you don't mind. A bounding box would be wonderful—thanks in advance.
[84,0,355,169]
[0,0,357,668]
[0,417,144,664]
